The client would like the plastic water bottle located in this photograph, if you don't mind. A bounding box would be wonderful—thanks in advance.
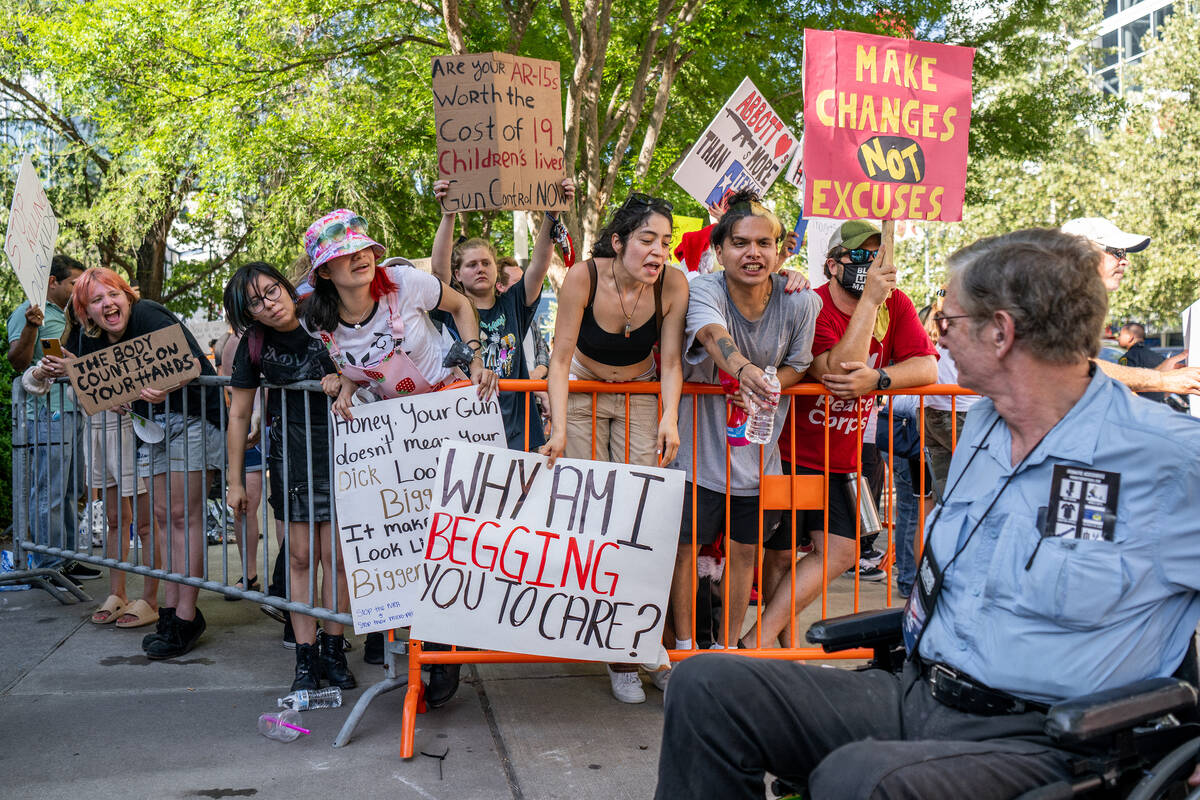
[746,366,781,445]
[277,687,343,711]
[257,709,309,741]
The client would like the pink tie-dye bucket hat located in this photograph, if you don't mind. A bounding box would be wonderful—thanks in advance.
[304,209,386,282]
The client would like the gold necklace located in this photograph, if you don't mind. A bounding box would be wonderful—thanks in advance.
[612,259,646,338]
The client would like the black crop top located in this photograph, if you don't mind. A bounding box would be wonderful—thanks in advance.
[575,259,663,367]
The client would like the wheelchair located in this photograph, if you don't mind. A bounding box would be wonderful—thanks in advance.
[774,608,1200,800]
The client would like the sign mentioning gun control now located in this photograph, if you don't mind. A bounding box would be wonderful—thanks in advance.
[803,29,975,221]
[411,443,684,664]
[4,155,59,310]
[432,51,568,212]
[66,324,201,415]
[331,387,506,634]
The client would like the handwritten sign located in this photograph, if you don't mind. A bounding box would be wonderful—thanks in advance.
[4,155,59,310]
[673,78,799,207]
[803,29,975,221]
[410,443,684,663]
[66,325,200,415]
[331,387,506,633]
[432,52,568,213]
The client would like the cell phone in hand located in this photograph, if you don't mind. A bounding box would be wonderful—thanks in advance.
[42,338,62,358]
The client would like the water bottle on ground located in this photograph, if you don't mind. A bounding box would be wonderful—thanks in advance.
[746,366,781,445]
[277,687,343,711]
[257,709,310,741]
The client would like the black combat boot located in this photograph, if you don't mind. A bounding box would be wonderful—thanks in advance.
[319,631,357,689]
[291,642,321,691]
[424,642,462,708]
[142,606,176,651]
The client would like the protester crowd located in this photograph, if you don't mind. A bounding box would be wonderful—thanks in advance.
[10,183,1200,718]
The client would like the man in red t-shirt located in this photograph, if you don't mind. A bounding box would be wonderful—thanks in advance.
[742,220,937,648]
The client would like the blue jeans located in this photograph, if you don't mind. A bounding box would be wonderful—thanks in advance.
[26,408,82,570]
[893,458,920,597]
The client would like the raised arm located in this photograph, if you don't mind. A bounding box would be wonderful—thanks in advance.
[431,181,457,285]
[437,282,497,399]
[8,304,44,371]
[526,180,576,307]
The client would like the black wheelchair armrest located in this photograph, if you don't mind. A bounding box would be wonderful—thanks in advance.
[1043,678,1198,744]
[806,608,904,653]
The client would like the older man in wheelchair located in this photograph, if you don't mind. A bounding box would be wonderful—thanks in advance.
[655,229,1200,800]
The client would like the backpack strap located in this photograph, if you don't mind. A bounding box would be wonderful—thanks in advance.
[586,259,598,307]
[247,325,265,370]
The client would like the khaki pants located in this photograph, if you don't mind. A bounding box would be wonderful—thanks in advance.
[564,360,659,467]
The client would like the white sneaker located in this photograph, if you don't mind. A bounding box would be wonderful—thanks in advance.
[647,667,671,692]
[606,666,646,704]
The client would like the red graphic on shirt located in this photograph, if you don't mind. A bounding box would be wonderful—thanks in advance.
[395,377,416,395]
[363,369,385,383]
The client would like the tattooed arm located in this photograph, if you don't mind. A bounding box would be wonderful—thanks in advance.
[695,323,775,409]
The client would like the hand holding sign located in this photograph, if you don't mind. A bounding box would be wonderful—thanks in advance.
[65,324,200,415]
[862,241,897,307]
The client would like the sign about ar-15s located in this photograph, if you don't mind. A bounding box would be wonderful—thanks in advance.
[331,386,506,634]
[411,442,684,664]
[432,51,568,212]
[66,324,201,415]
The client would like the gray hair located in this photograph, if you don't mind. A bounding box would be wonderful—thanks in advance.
[947,228,1107,364]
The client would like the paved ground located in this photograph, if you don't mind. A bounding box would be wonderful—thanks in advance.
[0,553,893,800]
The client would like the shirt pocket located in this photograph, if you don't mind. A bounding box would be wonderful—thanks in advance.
[1015,536,1128,630]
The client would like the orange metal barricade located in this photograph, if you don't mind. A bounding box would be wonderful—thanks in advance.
[398,379,974,758]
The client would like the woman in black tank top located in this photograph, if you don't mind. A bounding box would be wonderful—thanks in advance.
[539,191,690,704]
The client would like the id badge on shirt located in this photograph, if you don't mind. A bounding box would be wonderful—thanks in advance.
[902,544,944,655]
[1044,465,1120,542]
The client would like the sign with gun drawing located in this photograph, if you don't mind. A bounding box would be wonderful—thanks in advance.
[673,77,800,207]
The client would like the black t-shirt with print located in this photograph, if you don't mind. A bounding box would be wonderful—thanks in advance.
[230,323,338,435]
[75,300,222,426]
[434,276,543,450]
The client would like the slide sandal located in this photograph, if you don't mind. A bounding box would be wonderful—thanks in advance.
[115,599,159,629]
[91,595,128,625]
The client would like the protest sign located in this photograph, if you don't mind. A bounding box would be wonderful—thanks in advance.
[802,29,975,222]
[784,140,805,189]
[331,387,506,633]
[673,78,799,207]
[411,443,684,663]
[432,52,568,213]
[4,155,59,310]
[66,325,201,415]
[669,214,705,266]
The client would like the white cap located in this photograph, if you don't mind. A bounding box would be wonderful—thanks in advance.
[1061,217,1150,253]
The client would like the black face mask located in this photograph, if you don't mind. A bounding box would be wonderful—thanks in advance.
[838,261,870,297]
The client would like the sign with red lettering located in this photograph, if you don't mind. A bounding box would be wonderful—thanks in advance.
[432,52,568,212]
[673,77,799,207]
[802,29,975,221]
[330,387,507,633]
[411,442,684,664]
[4,155,59,310]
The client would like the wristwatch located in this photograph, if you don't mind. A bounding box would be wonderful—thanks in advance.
[876,368,891,390]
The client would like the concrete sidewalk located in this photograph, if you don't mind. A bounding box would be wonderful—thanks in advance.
[0,566,890,800]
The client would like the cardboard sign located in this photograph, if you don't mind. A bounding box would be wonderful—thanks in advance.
[673,77,799,207]
[4,155,59,310]
[411,443,684,663]
[432,52,568,212]
[331,387,507,633]
[802,29,975,221]
[66,325,201,415]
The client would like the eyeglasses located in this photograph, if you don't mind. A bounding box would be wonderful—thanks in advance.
[316,215,369,246]
[248,282,283,313]
[1105,246,1127,260]
[844,248,878,265]
[933,312,971,336]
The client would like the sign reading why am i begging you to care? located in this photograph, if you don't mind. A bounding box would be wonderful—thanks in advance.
[432,52,568,213]
[411,443,684,664]
[803,29,975,221]
[332,387,507,633]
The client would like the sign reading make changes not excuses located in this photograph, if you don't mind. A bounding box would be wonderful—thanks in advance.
[803,29,975,221]
[673,77,800,207]
[66,325,201,415]
[432,52,569,213]
[331,387,506,634]
[411,443,684,664]
[4,155,59,311]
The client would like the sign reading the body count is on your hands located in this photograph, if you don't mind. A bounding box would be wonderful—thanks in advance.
[803,29,975,222]
[331,386,506,633]
[432,52,569,213]
[66,324,201,415]
[4,155,59,310]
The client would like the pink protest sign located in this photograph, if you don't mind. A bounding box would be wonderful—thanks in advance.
[802,29,975,221]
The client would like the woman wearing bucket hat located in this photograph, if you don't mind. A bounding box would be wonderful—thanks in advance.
[299,208,495,704]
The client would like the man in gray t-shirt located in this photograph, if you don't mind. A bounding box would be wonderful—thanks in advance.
[669,268,819,648]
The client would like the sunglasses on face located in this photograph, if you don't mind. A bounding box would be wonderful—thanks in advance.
[1105,246,1127,260]
[933,312,971,336]
[844,248,878,265]
[248,282,283,314]
[317,215,369,246]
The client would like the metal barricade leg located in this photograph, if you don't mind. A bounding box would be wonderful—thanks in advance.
[334,631,410,749]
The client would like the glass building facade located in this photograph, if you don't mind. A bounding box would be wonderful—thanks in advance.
[1090,0,1192,95]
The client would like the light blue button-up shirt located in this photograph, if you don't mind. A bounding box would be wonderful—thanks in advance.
[920,367,1200,704]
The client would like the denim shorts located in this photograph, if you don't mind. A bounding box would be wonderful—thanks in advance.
[136,412,223,477]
